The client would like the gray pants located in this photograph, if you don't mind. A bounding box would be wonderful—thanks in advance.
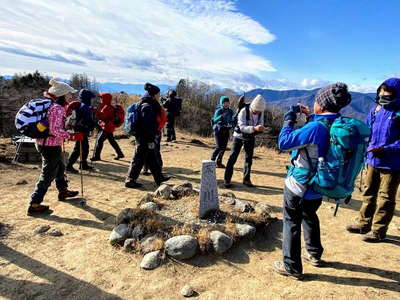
[30,145,68,204]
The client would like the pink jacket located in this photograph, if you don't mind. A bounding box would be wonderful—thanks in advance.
[36,103,71,146]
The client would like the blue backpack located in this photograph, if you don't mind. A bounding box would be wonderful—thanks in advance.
[310,117,371,202]
[124,102,142,136]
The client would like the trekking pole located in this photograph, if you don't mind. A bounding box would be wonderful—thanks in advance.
[333,199,340,217]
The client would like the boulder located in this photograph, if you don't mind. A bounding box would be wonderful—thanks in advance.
[210,231,233,254]
[155,184,172,199]
[180,285,195,297]
[140,202,159,211]
[234,199,253,213]
[255,203,272,217]
[115,208,136,225]
[34,225,50,235]
[16,179,28,185]
[123,238,136,252]
[171,182,194,198]
[131,224,146,240]
[235,223,256,239]
[140,250,162,270]
[165,235,198,260]
[109,224,130,245]
[140,193,154,204]
[48,229,63,237]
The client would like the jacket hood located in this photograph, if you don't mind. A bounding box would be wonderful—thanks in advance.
[381,78,400,103]
[219,96,230,107]
[79,89,96,105]
[100,92,112,105]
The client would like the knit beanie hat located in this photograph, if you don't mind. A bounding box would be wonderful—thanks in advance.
[315,83,351,113]
[48,79,77,97]
[144,82,160,97]
[250,94,266,112]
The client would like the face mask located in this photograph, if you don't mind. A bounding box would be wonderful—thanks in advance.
[376,95,395,107]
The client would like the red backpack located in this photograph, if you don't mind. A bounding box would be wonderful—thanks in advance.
[113,104,125,127]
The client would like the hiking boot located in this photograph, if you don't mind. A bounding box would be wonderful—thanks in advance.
[362,232,386,243]
[346,224,370,235]
[273,261,303,280]
[114,154,125,160]
[27,204,50,216]
[125,181,143,189]
[224,181,232,188]
[90,157,101,162]
[81,163,94,171]
[156,176,171,186]
[243,179,255,188]
[216,163,226,169]
[66,165,79,174]
[58,188,79,201]
[302,252,324,267]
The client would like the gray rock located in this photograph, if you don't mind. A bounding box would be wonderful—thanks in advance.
[115,208,136,225]
[219,195,235,205]
[171,182,194,198]
[109,224,130,245]
[180,285,195,297]
[140,193,154,204]
[141,235,163,254]
[140,202,159,211]
[34,225,50,235]
[155,184,172,199]
[255,203,272,217]
[220,192,236,199]
[16,179,28,185]
[48,229,63,237]
[165,235,198,260]
[235,223,256,239]
[140,250,162,270]
[210,231,233,254]
[123,238,136,252]
[131,224,146,240]
[234,199,253,213]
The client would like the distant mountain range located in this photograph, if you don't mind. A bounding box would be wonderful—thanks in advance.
[97,82,173,95]
[246,88,377,120]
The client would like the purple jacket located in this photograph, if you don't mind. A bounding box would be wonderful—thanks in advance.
[366,78,400,170]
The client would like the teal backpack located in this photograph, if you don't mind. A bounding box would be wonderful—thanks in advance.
[310,117,371,212]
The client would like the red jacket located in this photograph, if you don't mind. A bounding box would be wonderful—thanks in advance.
[95,93,115,133]
[157,107,167,131]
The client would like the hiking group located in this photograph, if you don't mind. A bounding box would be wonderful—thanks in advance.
[15,77,400,280]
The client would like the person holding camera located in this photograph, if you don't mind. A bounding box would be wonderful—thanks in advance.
[125,83,170,188]
[211,96,234,168]
[224,94,266,188]
[273,83,351,279]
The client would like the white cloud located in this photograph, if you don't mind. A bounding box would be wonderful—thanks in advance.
[0,0,276,89]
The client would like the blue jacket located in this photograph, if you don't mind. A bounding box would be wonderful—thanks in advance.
[212,96,234,131]
[366,78,400,170]
[279,113,340,199]
[75,89,96,134]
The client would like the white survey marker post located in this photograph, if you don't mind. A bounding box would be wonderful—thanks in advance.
[199,160,219,218]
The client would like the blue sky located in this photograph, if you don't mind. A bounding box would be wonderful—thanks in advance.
[0,0,398,92]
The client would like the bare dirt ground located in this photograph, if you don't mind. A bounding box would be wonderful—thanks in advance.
[1,130,399,300]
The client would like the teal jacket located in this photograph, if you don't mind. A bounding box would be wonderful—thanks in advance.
[213,96,234,130]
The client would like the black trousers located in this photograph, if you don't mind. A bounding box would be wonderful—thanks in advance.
[144,133,163,171]
[93,130,123,159]
[282,186,323,274]
[30,145,68,204]
[224,136,255,182]
[127,141,163,184]
[211,128,230,164]
[166,116,176,141]
[67,134,89,167]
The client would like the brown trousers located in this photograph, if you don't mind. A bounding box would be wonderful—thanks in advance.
[359,165,400,235]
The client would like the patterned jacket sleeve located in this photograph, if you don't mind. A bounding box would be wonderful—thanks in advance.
[48,105,70,139]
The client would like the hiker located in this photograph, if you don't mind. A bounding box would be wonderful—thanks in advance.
[210,96,234,168]
[66,89,97,173]
[28,79,81,215]
[125,83,170,188]
[143,104,167,175]
[162,89,182,142]
[273,83,352,279]
[91,93,124,161]
[346,78,400,242]
[224,95,266,188]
